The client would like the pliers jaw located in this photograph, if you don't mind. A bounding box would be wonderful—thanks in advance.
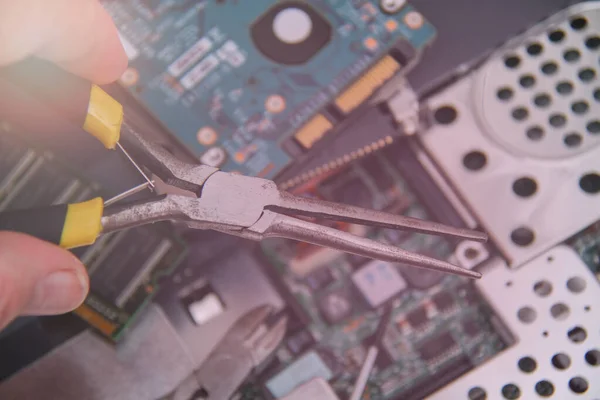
[120,122,219,194]
[111,122,487,279]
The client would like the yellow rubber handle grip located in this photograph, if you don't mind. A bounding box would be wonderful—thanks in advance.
[82,85,123,149]
[60,197,104,249]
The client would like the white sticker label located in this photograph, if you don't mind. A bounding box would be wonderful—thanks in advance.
[167,37,213,77]
[180,54,220,90]
[216,40,246,68]
[118,32,139,61]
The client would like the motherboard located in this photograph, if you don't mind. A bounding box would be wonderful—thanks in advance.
[252,140,510,399]
[102,0,435,178]
[2,1,599,399]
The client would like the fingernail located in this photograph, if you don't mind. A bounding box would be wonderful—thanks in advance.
[24,270,88,315]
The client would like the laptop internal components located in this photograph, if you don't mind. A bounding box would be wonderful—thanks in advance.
[257,141,509,399]
[0,125,186,342]
[102,0,435,178]
[418,2,600,268]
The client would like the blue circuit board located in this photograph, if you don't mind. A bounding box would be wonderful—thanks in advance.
[102,0,435,178]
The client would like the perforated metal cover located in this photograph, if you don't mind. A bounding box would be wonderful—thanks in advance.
[430,245,600,399]
[475,4,600,159]
[420,2,600,267]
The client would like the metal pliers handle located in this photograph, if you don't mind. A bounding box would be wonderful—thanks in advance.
[0,58,488,279]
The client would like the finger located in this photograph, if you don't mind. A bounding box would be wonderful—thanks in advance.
[0,0,127,84]
[0,232,89,330]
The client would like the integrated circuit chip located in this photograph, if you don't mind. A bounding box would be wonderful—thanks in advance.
[417,332,458,363]
[103,0,436,178]
[432,291,455,313]
[406,306,428,330]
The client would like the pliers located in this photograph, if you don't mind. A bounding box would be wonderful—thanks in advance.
[0,58,487,279]
[162,304,287,400]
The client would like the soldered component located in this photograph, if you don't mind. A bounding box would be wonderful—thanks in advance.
[417,331,459,364]
[317,287,354,324]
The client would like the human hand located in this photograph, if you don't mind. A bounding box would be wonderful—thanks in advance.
[0,0,127,330]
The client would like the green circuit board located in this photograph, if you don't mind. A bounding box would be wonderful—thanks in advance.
[102,0,435,178]
[256,141,509,399]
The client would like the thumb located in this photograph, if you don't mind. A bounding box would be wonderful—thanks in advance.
[0,232,89,330]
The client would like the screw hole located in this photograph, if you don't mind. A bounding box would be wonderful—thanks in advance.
[551,353,571,370]
[533,93,551,108]
[511,107,529,121]
[519,74,536,88]
[506,281,513,287]
[526,126,544,141]
[535,380,555,398]
[464,247,479,260]
[517,356,537,373]
[564,133,582,148]
[533,280,552,297]
[526,42,543,56]
[548,29,565,43]
[517,306,536,324]
[556,80,573,95]
[542,330,549,337]
[462,151,487,171]
[563,48,581,62]
[468,386,487,400]
[571,100,589,114]
[497,87,514,101]
[501,383,521,400]
[550,303,570,321]
[549,113,567,127]
[587,120,600,134]
[504,55,521,69]
[540,61,558,75]
[584,305,591,312]
[585,349,600,366]
[566,276,586,293]
[585,35,600,50]
[578,68,596,82]
[511,227,535,247]
[579,173,600,194]
[567,326,587,343]
[568,376,589,394]
[512,177,537,198]
[570,16,587,31]
[434,105,458,124]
